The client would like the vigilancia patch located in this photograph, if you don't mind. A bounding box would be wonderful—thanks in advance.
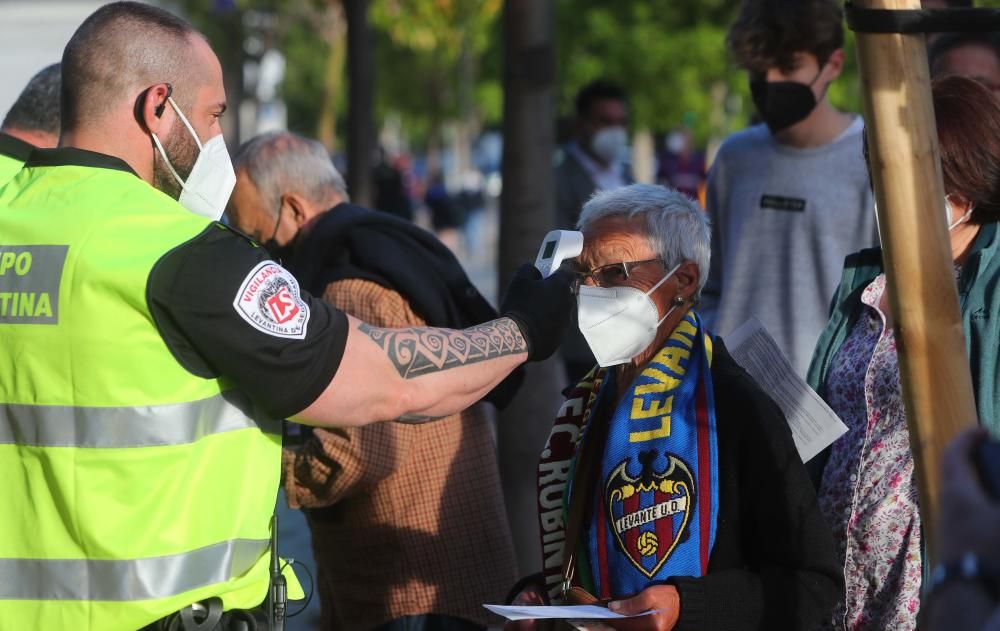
[233,261,310,339]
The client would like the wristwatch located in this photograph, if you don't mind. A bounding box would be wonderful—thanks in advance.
[929,552,1000,601]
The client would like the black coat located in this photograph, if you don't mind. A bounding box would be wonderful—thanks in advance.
[286,203,523,407]
[667,339,842,630]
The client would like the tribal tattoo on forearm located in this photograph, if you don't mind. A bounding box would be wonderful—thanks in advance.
[359,317,528,378]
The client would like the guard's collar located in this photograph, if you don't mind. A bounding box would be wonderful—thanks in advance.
[0,132,35,162]
[24,147,138,177]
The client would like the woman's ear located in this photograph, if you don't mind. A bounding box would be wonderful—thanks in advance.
[949,193,975,215]
[675,260,700,301]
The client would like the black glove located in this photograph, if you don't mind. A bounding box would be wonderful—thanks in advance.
[500,263,575,362]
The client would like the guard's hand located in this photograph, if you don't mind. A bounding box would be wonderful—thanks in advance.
[605,585,680,631]
[500,263,575,362]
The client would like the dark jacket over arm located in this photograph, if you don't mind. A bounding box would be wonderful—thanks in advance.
[670,340,842,631]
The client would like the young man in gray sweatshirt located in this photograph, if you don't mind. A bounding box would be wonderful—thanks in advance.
[701,0,878,376]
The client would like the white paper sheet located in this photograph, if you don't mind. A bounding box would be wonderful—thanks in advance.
[482,604,653,621]
[725,317,848,462]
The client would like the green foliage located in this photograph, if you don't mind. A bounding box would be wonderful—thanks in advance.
[279,10,336,137]
[370,0,503,144]
[182,0,1000,148]
[554,0,743,144]
[176,0,337,138]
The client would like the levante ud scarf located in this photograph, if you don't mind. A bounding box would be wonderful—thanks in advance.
[554,311,720,599]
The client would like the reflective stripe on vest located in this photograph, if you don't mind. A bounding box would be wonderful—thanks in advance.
[0,392,281,448]
[0,164,285,627]
[0,538,269,601]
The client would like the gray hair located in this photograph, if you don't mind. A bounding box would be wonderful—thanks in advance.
[2,63,61,136]
[233,131,349,216]
[577,184,711,295]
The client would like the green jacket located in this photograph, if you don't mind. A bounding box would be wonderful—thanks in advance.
[807,221,1000,437]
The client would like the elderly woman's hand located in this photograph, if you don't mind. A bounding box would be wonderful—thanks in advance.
[603,585,680,631]
[502,584,548,631]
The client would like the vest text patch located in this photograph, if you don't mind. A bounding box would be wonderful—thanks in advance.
[760,195,807,212]
[0,245,68,324]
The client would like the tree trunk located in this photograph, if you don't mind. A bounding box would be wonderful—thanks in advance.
[213,5,245,147]
[497,0,564,578]
[345,0,375,207]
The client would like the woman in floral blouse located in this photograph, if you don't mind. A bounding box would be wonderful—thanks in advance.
[806,75,1000,630]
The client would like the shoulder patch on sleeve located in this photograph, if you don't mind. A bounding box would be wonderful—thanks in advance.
[233,261,310,339]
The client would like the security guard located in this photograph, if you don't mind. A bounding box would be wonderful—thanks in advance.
[0,63,61,186]
[0,3,573,630]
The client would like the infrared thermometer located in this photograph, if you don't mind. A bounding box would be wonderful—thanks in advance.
[534,230,584,278]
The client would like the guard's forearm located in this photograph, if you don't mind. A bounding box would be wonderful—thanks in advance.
[292,317,528,428]
[357,317,527,379]
[358,317,527,421]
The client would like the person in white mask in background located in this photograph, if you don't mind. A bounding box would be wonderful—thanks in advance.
[504,184,840,631]
[556,79,634,385]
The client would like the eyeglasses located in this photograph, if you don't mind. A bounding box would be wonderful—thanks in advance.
[572,258,666,288]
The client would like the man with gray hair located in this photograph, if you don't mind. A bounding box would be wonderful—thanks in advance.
[227,131,349,252]
[228,131,521,631]
[0,63,61,185]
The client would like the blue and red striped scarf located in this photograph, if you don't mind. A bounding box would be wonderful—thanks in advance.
[539,311,719,599]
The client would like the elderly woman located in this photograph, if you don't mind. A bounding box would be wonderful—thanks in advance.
[807,75,1000,631]
[506,184,840,631]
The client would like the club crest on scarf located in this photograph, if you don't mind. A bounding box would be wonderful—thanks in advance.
[587,311,718,597]
[606,451,696,578]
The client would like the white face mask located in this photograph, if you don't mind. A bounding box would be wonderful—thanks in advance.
[151,96,237,221]
[577,263,681,367]
[590,126,628,164]
[666,131,686,154]
[946,195,974,231]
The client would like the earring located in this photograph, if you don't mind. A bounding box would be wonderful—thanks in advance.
[673,295,686,306]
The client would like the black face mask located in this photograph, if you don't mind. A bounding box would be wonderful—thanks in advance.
[750,68,824,133]
[262,207,290,262]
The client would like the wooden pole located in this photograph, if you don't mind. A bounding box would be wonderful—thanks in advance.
[853,0,978,565]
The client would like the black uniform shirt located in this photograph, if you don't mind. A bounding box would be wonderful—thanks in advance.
[0,132,34,162]
[148,223,349,419]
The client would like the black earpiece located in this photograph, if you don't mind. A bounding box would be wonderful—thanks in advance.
[154,83,173,118]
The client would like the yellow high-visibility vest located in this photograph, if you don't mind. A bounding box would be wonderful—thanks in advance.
[0,154,288,630]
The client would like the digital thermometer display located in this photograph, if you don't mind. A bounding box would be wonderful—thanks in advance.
[534,230,584,278]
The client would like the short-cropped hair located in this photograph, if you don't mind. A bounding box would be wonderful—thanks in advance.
[61,2,201,131]
[727,0,844,75]
[3,64,61,136]
[577,184,711,295]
